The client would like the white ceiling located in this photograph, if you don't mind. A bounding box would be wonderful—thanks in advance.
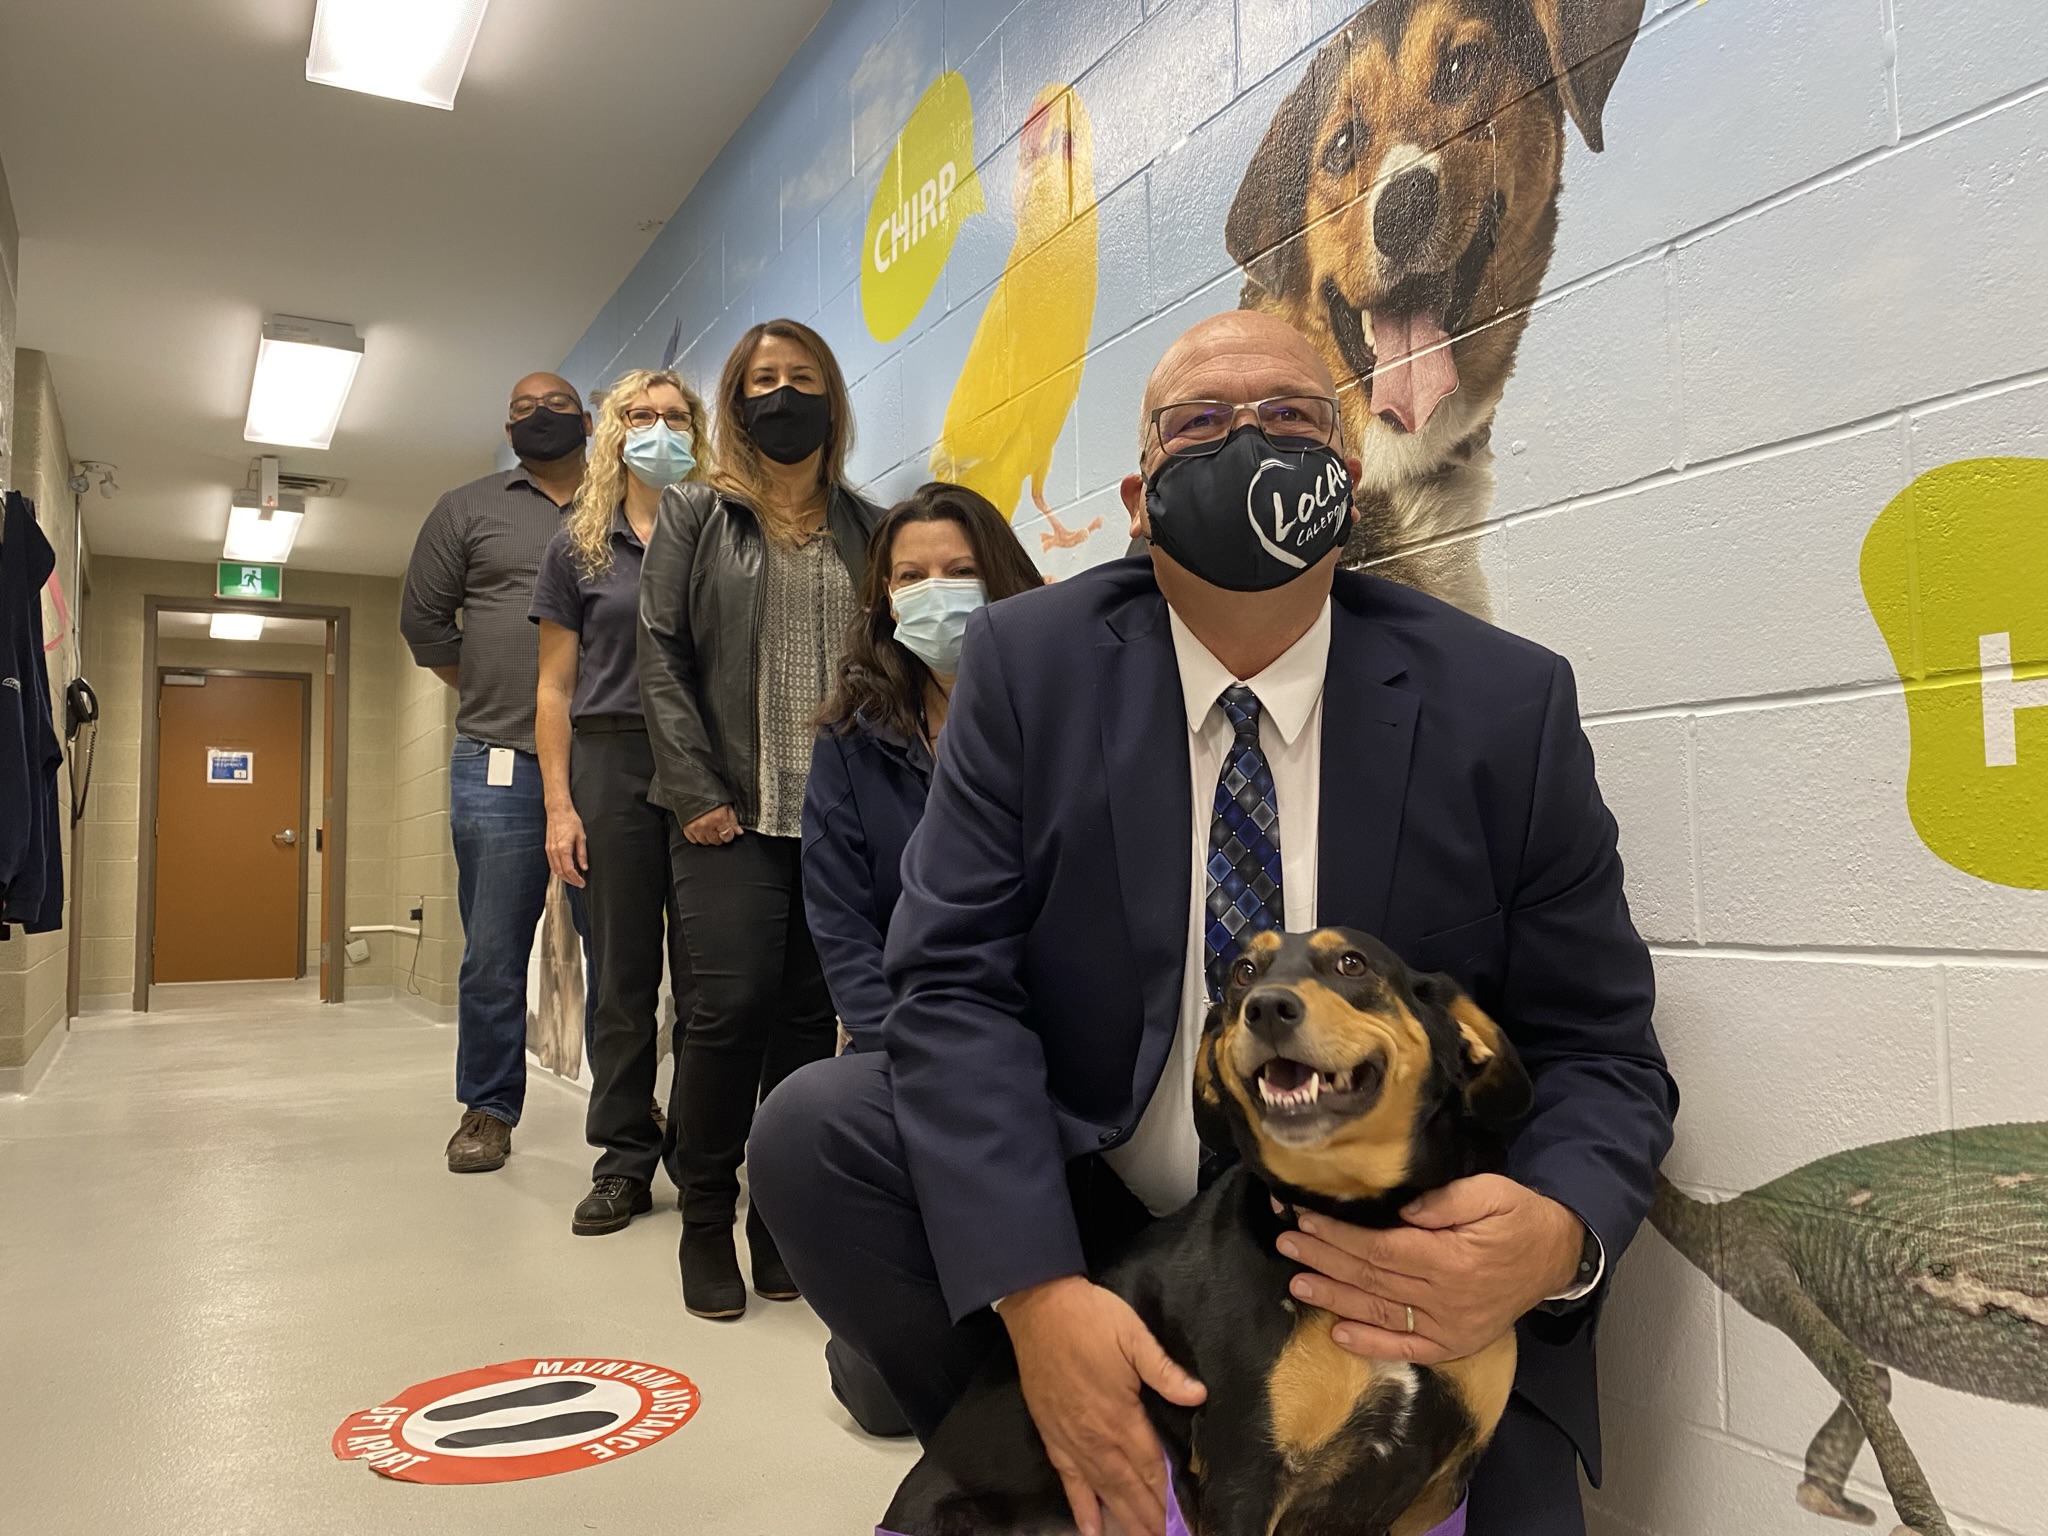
[0,0,831,577]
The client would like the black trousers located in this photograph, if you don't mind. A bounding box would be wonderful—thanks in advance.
[572,724,696,1186]
[667,827,838,1226]
[750,1051,1588,1536]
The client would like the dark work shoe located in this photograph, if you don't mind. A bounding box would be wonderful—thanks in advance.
[446,1110,512,1173]
[746,1204,800,1301]
[573,1176,653,1236]
[680,1222,746,1320]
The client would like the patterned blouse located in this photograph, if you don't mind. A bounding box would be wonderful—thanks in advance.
[751,530,858,838]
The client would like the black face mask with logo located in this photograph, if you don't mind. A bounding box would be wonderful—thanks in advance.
[740,385,834,466]
[508,407,587,464]
[1144,425,1353,592]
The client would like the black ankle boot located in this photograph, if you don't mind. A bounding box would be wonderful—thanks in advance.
[746,1204,799,1302]
[680,1221,746,1320]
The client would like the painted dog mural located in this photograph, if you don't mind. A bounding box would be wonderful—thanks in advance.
[1228,0,1644,618]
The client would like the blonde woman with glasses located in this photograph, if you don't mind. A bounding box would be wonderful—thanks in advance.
[530,367,708,1237]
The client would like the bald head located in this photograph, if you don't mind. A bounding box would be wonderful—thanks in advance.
[510,372,581,412]
[1137,312,1337,467]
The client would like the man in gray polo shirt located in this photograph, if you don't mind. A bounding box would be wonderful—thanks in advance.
[401,372,591,1173]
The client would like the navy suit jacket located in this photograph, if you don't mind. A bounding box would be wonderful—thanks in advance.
[880,558,1676,1477]
[803,715,934,1052]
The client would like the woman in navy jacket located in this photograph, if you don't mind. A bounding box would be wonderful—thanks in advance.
[803,482,1043,1053]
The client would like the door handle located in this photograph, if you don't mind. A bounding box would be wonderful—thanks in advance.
[274,829,298,846]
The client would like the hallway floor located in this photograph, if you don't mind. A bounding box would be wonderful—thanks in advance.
[0,982,917,1535]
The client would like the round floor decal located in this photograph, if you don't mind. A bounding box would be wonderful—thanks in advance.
[333,1358,699,1483]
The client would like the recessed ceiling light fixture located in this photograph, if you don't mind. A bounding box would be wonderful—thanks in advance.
[244,316,364,450]
[209,612,267,642]
[223,459,307,566]
[223,500,305,563]
[306,0,492,110]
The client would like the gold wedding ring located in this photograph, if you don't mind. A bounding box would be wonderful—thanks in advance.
[1405,1304,1416,1334]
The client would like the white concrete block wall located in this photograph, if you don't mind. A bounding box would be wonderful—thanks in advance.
[559,0,2048,1529]
[1498,5,2048,1531]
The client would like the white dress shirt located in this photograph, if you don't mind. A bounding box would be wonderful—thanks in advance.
[1105,600,1332,1217]
[1099,595,1604,1302]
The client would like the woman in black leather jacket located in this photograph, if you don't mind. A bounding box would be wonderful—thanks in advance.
[637,318,882,1320]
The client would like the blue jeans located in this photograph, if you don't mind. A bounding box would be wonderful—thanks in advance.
[449,736,556,1124]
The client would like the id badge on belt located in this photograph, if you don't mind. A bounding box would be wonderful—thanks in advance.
[487,747,515,787]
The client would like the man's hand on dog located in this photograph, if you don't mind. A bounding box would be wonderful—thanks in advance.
[1000,1274,1207,1536]
[1274,1173,1586,1362]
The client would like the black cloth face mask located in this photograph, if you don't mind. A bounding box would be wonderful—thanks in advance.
[740,385,834,465]
[1144,425,1353,592]
[508,407,586,464]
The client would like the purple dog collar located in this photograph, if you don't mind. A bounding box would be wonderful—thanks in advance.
[877,1462,1470,1536]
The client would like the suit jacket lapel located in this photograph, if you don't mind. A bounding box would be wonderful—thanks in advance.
[1097,592,1193,1045]
[1317,593,1417,938]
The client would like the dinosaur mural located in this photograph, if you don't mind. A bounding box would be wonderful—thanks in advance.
[1650,1123,2048,1536]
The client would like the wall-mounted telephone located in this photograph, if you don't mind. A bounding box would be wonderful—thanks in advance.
[64,677,98,825]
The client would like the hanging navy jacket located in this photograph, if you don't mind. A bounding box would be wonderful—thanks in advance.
[1,491,64,934]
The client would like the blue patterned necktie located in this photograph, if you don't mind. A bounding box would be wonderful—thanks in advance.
[1205,684,1284,1003]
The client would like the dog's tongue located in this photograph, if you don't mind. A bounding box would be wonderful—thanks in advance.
[1369,310,1458,435]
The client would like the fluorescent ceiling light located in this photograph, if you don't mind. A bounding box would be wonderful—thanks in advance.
[244,316,364,451]
[210,613,266,642]
[224,492,307,564]
[306,0,491,110]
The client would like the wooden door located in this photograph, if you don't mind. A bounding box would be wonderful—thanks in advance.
[153,673,309,982]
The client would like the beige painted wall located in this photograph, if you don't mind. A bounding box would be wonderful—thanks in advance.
[1,355,82,1076]
[394,651,461,1014]
[73,557,436,1006]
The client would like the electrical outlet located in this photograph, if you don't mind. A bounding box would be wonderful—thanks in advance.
[409,904,424,923]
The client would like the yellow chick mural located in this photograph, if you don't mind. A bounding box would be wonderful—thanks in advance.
[930,84,1103,554]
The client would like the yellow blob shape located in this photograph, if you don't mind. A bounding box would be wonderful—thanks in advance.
[930,84,1100,549]
[862,72,985,342]
[1860,457,2048,889]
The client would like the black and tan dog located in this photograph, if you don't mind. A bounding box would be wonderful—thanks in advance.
[1226,0,1643,618]
[881,929,1533,1536]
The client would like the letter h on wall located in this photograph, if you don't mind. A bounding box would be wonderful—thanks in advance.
[1980,632,2048,768]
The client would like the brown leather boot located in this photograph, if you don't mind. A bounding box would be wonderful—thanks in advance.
[446,1109,512,1173]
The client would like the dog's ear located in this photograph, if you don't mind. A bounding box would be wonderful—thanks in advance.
[1192,1003,1238,1153]
[1414,972,1533,1125]
[1226,45,1343,301]
[1526,0,1644,152]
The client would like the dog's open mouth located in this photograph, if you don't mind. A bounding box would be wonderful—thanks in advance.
[1322,190,1506,438]
[1253,1053,1384,1125]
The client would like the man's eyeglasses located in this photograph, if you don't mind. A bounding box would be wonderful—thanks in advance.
[624,407,695,431]
[1150,396,1341,457]
[509,392,582,421]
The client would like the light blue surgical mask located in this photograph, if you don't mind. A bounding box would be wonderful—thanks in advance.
[890,576,986,676]
[622,422,696,488]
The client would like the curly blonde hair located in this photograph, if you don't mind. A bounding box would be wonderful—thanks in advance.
[566,368,708,578]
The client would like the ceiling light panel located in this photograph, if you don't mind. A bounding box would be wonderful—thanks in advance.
[223,493,307,564]
[306,0,492,110]
[210,613,267,641]
[244,316,364,450]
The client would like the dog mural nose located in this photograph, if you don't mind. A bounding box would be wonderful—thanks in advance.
[1241,985,1307,1043]
[1374,165,1440,264]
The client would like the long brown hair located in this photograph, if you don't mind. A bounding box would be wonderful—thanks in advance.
[709,318,855,548]
[567,368,708,578]
[819,482,1044,742]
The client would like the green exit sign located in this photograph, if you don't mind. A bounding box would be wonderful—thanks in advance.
[216,562,283,602]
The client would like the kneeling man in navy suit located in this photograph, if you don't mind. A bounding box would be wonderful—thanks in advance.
[752,311,1677,1536]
